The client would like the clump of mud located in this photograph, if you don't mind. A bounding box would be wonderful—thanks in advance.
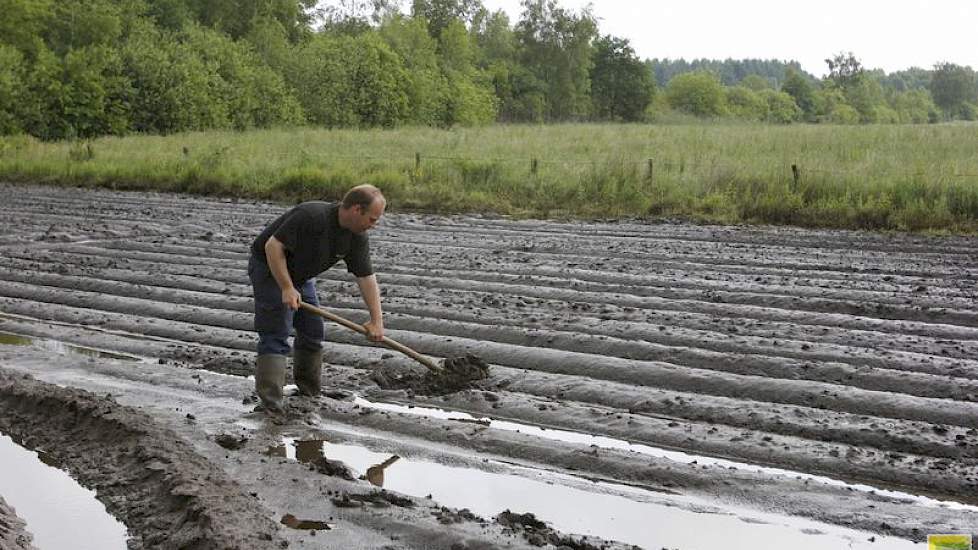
[495,510,608,550]
[372,354,490,395]
[330,490,415,508]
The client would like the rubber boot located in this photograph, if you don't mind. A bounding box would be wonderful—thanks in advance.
[293,348,323,397]
[255,354,287,413]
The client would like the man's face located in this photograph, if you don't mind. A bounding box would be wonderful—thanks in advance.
[351,199,385,233]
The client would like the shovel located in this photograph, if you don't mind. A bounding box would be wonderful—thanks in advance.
[298,301,442,373]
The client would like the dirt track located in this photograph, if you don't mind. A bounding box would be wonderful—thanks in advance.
[1,182,977,548]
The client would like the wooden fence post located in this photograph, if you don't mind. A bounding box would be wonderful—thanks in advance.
[791,164,800,188]
[647,158,654,182]
[530,158,538,175]
[415,152,422,173]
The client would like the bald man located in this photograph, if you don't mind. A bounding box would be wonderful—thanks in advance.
[248,184,386,413]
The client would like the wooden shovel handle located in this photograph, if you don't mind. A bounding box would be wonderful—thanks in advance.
[298,301,442,372]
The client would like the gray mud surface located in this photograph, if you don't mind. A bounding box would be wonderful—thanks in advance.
[1,183,978,547]
[0,495,35,550]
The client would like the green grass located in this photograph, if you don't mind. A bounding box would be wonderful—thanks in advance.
[3,123,978,232]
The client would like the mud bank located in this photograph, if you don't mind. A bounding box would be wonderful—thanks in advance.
[0,495,34,550]
[2,183,978,546]
[0,367,288,549]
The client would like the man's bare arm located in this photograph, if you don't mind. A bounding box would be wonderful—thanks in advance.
[356,274,384,341]
[264,236,300,309]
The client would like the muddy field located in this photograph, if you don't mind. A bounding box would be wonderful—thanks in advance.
[1,182,977,549]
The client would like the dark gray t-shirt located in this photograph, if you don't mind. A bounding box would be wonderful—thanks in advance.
[251,202,372,283]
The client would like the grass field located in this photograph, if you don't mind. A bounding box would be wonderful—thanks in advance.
[2,123,977,232]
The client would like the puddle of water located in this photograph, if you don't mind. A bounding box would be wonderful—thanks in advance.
[0,330,142,362]
[355,396,977,513]
[0,432,128,550]
[269,436,916,550]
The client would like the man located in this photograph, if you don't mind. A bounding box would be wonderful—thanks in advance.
[248,184,386,412]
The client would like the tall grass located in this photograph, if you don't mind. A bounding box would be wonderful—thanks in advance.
[2,123,977,232]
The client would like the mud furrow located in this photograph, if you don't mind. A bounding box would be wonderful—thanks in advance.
[7,253,978,374]
[4,283,978,433]
[4,265,978,403]
[7,246,978,352]
[97,236,978,305]
[27,240,978,328]
[387,216,978,256]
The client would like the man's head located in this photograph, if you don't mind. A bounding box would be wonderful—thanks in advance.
[339,184,386,234]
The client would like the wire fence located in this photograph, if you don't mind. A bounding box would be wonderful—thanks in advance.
[293,153,978,182]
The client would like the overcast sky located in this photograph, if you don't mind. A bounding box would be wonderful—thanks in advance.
[479,0,977,76]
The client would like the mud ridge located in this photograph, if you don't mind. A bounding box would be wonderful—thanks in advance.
[0,368,287,550]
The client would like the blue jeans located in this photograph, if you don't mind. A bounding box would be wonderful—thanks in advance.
[248,256,324,356]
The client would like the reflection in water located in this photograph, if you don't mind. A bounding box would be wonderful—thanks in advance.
[0,433,128,550]
[295,439,324,464]
[265,439,399,487]
[0,330,141,361]
[354,396,978,512]
[365,456,400,487]
[267,436,917,550]
[0,332,33,346]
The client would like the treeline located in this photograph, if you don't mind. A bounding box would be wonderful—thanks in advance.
[649,58,813,88]
[652,54,978,124]
[1,0,977,141]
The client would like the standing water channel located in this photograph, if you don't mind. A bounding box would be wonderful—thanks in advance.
[0,432,128,550]
[269,435,918,550]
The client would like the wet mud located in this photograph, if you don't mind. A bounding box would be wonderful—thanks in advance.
[1,183,978,547]
[0,495,34,550]
[373,353,491,394]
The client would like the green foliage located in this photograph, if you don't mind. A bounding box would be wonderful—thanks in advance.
[60,45,132,138]
[724,86,766,121]
[379,15,448,125]
[0,46,27,134]
[288,33,410,127]
[665,72,725,117]
[516,0,597,121]
[930,62,977,119]
[0,0,54,54]
[44,0,124,55]
[182,26,303,129]
[824,51,865,90]
[121,24,231,133]
[590,35,655,122]
[650,58,811,88]
[739,74,771,91]
[759,90,800,124]
[411,0,482,39]
[781,68,817,121]
[888,90,938,123]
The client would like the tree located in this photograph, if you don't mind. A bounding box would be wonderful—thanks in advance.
[759,89,800,124]
[287,32,410,127]
[739,74,771,91]
[319,0,400,35]
[724,86,766,120]
[516,0,597,121]
[0,0,53,55]
[664,71,725,117]
[0,45,27,133]
[410,0,483,39]
[780,68,816,121]
[889,89,938,123]
[824,51,864,90]
[930,62,977,119]
[589,35,654,121]
[44,0,124,55]
[379,15,449,125]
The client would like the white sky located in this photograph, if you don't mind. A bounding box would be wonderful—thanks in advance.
[479,0,978,76]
